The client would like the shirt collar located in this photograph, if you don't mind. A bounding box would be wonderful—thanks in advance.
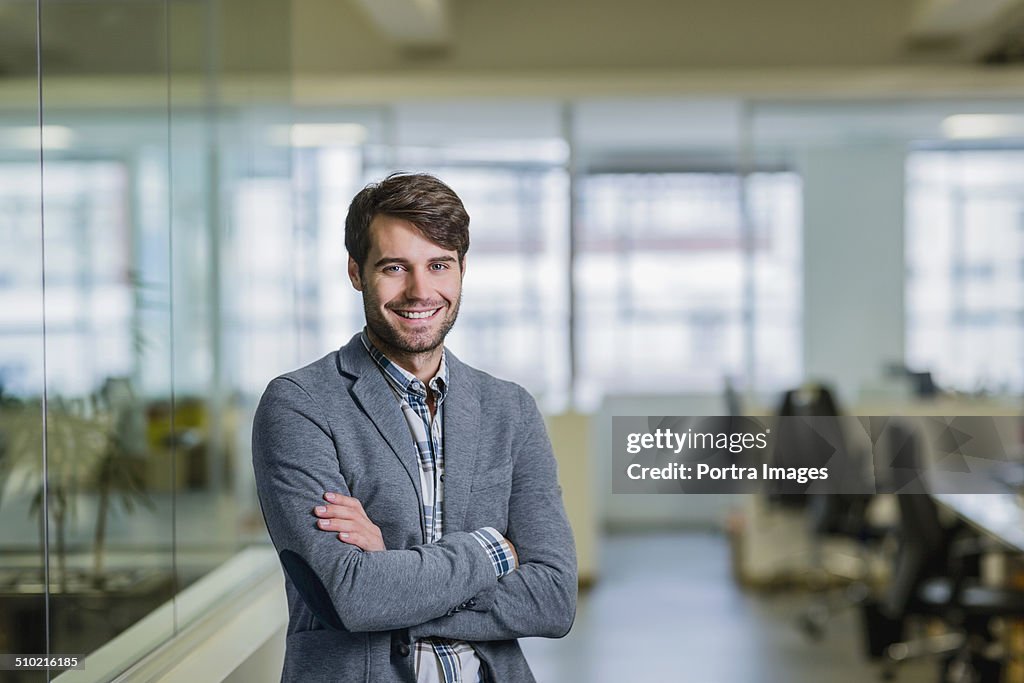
[360,328,449,402]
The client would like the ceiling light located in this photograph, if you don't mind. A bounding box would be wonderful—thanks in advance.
[1,125,75,150]
[942,114,1024,139]
[272,123,368,148]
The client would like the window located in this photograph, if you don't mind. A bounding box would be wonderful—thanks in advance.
[0,161,131,396]
[575,170,802,407]
[906,149,1024,393]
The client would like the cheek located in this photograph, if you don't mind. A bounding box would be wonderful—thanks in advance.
[441,279,462,301]
[367,281,400,306]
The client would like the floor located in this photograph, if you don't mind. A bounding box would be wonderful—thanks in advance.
[520,532,934,683]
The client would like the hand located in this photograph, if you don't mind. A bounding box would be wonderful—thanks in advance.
[314,492,386,552]
[505,538,519,569]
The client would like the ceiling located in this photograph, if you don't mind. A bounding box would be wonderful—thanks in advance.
[3,0,1024,80]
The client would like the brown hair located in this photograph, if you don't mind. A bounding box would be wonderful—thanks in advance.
[345,172,470,271]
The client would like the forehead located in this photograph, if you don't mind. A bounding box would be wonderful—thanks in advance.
[367,214,457,258]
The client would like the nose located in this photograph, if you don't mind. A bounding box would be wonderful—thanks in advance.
[405,266,431,301]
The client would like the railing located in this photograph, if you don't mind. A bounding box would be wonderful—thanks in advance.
[55,546,285,683]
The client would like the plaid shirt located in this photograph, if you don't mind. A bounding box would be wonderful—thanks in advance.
[361,331,515,683]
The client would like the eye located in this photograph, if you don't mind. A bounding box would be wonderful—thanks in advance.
[429,262,449,271]
[383,264,405,273]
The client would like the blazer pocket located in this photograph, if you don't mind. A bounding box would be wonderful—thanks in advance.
[283,629,369,682]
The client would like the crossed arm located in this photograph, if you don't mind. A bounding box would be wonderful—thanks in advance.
[312,493,519,569]
[252,377,577,639]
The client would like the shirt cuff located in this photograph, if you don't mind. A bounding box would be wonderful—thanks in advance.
[470,527,516,578]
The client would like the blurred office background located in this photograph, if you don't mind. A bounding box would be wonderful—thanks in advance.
[2,0,1024,681]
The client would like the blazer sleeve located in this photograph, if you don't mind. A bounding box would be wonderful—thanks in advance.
[252,376,500,633]
[408,386,578,640]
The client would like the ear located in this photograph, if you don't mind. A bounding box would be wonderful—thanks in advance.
[459,255,467,279]
[347,256,363,291]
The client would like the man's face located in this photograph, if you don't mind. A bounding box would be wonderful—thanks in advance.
[348,215,463,356]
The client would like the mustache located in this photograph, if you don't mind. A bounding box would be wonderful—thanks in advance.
[386,301,446,310]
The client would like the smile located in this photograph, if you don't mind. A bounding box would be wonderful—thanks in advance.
[394,308,441,320]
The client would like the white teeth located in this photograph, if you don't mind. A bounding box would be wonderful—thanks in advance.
[396,308,438,319]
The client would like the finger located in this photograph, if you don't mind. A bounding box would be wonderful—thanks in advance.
[316,517,344,531]
[317,517,371,534]
[323,492,363,509]
[317,518,351,532]
[337,531,372,550]
[313,504,362,519]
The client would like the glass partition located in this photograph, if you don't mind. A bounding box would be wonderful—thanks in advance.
[0,0,294,678]
[0,3,46,679]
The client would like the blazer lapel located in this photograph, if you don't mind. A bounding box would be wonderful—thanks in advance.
[339,335,423,505]
[441,352,481,533]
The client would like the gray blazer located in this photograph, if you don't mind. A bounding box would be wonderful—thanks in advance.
[252,333,577,683]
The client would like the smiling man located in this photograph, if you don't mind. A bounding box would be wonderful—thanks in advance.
[252,173,577,683]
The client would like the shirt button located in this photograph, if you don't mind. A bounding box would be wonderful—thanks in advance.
[398,643,410,657]
[440,473,445,482]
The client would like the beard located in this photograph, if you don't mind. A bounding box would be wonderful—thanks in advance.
[362,292,462,356]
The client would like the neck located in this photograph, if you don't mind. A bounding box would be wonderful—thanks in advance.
[365,327,443,384]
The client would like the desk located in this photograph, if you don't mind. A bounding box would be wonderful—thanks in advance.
[933,489,1024,683]
[928,470,1024,683]
[933,492,1024,553]
[928,461,1024,552]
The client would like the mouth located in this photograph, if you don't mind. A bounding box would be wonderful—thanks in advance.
[392,307,442,321]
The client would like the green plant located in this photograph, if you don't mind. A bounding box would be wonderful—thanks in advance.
[0,380,153,592]
[4,396,107,591]
[89,378,153,587]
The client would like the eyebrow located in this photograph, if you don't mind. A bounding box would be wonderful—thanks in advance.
[373,255,458,268]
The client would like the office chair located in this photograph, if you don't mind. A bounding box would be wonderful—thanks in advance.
[863,424,1024,683]
[776,384,883,639]
[798,491,881,639]
[770,383,843,505]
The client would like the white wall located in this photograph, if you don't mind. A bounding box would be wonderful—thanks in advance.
[800,144,907,405]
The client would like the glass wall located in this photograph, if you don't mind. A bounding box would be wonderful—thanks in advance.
[0,0,293,679]
[0,3,46,677]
